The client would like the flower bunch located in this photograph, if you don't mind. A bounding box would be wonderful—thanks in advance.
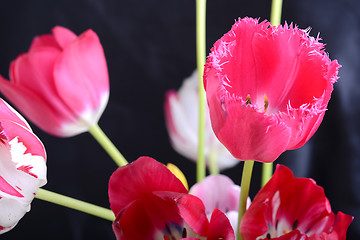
[0,4,354,240]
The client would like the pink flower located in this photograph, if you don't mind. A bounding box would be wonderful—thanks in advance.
[0,99,47,234]
[190,174,251,233]
[165,70,238,170]
[108,156,234,240]
[203,18,340,162]
[239,165,353,240]
[0,26,109,137]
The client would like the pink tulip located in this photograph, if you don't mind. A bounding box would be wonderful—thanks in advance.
[0,99,47,234]
[165,70,238,170]
[240,165,353,240]
[108,157,234,240]
[190,174,251,233]
[204,18,340,163]
[0,26,109,137]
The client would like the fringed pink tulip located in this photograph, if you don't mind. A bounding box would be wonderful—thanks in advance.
[0,99,47,234]
[0,26,109,137]
[108,157,234,240]
[190,174,251,233]
[165,70,238,170]
[240,165,353,240]
[204,17,340,162]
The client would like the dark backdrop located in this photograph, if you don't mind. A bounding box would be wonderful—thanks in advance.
[0,0,359,239]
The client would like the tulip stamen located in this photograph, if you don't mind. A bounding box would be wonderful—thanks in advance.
[245,94,252,105]
[182,228,187,238]
[264,94,269,112]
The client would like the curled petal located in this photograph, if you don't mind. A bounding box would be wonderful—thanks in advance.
[108,156,187,215]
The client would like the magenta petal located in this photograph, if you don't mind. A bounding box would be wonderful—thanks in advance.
[177,194,209,237]
[0,76,72,136]
[53,28,109,118]
[108,156,187,215]
[29,34,60,50]
[207,209,235,240]
[206,89,291,162]
[52,26,77,49]
[113,200,155,240]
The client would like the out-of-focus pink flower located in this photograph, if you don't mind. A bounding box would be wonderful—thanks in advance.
[240,165,353,240]
[204,17,340,163]
[0,99,47,234]
[108,156,234,240]
[190,174,250,234]
[165,70,238,170]
[0,26,109,137]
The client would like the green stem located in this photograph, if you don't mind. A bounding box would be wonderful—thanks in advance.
[261,0,283,187]
[208,150,219,175]
[88,124,128,167]
[261,163,273,187]
[196,0,207,183]
[236,160,254,240]
[35,188,115,221]
[270,0,283,26]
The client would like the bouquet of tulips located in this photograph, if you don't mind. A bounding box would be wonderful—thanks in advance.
[0,1,354,240]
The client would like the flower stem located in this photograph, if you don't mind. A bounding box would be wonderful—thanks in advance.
[208,150,219,175]
[88,123,128,167]
[270,0,283,26]
[236,160,254,240]
[261,163,273,187]
[261,0,283,187]
[35,188,115,221]
[196,0,207,183]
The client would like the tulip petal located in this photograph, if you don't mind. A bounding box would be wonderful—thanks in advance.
[113,200,155,240]
[52,26,77,49]
[53,29,109,125]
[0,126,46,234]
[165,70,239,170]
[29,34,60,50]
[0,75,74,136]
[207,208,235,240]
[190,175,244,215]
[177,194,209,237]
[206,86,291,162]
[108,156,188,215]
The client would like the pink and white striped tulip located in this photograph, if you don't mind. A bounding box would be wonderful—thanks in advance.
[165,70,238,170]
[0,99,47,234]
[0,26,109,137]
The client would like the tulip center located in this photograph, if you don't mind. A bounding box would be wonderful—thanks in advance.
[245,94,269,113]
[258,219,299,239]
[158,223,205,240]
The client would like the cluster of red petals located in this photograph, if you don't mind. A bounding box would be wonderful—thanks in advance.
[240,165,353,240]
[204,17,340,163]
[0,26,109,137]
[108,157,234,240]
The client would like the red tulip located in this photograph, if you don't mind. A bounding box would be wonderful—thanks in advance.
[0,99,47,234]
[204,18,340,162]
[0,26,109,137]
[108,156,234,240]
[240,165,353,240]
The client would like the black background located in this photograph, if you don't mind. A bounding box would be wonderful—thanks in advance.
[0,0,359,239]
